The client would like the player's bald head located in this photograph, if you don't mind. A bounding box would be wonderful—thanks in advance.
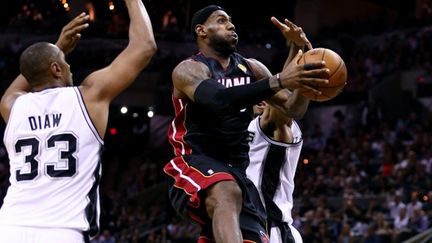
[19,42,62,86]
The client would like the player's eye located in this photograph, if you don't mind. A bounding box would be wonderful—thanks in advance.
[217,18,226,24]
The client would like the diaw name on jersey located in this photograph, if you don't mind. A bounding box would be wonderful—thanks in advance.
[28,113,62,131]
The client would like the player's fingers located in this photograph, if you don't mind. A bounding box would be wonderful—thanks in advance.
[72,14,89,28]
[284,18,297,29]
[72,23,89,33]
[300,85,322,95]
[64,23,89,38]
[271,16,288,30]
[74,12,88,22]
[305,40,313,50]
[292,49,303,62]
[302,61,325,70]
[300,78,329,87]
[63,13,84,28]
[65,13,89,30]
[72,33,82,43]
[303,68,330,79]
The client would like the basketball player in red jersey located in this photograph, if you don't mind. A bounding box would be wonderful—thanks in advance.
[164,5,329,243]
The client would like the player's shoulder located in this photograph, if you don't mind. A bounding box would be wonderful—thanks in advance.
[177,56,207,68]
[243,57,270,78]
[0,91,27,123]
[244,57,265,68]
[173,58,210,78]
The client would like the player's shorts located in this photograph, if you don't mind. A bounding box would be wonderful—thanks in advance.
[269,222,302,243]
[0,225,88,243]
[164,154,269,242]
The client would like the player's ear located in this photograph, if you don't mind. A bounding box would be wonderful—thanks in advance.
[196,24,206,38]
[50,62,62,78]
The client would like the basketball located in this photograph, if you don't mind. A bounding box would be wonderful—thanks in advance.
[298,48,347,102]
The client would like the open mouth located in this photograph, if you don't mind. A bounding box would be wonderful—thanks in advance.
[230,32,238,40]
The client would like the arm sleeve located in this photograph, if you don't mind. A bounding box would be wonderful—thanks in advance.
[194,78,275,112]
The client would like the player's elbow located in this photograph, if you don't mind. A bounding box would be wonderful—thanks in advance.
[130,40,157,68]
[145,40,158,56]
[140,40,157,60]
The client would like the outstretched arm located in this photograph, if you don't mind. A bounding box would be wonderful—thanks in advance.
[78,0,156,138]
[271,17,312,69]
[0,13,89,122]
[256,17,320,119]
[80,0,157,102]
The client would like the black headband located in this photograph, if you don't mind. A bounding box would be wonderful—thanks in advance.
[190,5,225,38]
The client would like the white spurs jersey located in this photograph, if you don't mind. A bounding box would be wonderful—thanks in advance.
[0,87,103,236]
[246,116,302,226]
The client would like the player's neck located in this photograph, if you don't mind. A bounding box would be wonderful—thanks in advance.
[32,80,67,92]
[200,47,231,69]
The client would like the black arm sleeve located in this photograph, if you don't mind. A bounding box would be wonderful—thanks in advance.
[194,78,275,112]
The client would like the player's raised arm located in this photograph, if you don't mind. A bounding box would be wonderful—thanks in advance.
[271,17,312,49]
[81,0,157,102]
[0,13,89,122]
[271,17,312,68]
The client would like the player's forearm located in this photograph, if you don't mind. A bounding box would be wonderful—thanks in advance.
[276,89,309,119]
[4,74,31,95]
[0,74,30,121]
[125,0,157,57]
[283,41,303,69]
[194,78,276,112]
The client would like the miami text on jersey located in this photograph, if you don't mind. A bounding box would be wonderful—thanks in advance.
[217,76,250,88]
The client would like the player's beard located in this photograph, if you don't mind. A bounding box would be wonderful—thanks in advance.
[209,34,237,58]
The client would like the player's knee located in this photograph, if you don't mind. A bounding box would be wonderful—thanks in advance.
[205,180,242,218]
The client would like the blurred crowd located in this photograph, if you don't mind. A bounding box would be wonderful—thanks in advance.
[0,1,432,242]
[295,105,432,242]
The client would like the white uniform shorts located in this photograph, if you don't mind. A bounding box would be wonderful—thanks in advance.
[0,225,85,243]
[270,224,303,243]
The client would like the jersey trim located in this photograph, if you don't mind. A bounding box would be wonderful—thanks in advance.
[261,144,286,222]
[163,157,235,209]
[168,96,192,156]
[84,150,102,237]
[255,118,302,147]
[73,87,104,145]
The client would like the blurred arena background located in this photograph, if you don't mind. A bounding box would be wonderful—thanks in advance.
[0,0,432,242]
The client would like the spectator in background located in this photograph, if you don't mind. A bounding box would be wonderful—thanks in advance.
[387,191,406,219]
[361,96,382,130]
[337,222,354,243]
[393,207,410,241]
[406,191,423,218]
[409,208,429,234]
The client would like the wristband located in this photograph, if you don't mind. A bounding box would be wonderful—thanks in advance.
[276,73,283,89]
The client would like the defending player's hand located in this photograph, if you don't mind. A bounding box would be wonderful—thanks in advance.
[55,12,90,55]
[271,17,312,50]
[278,50,329,95]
